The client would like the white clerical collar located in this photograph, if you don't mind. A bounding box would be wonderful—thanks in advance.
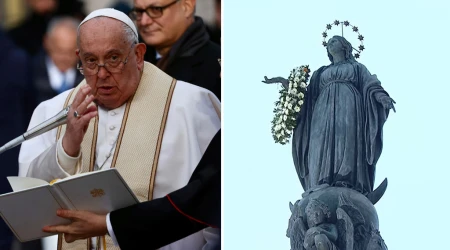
[156,52,162,59]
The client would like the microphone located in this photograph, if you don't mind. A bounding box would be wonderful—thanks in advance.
[0,105,71,155]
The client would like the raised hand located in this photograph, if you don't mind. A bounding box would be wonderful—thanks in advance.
[378,95,396,113]
[62,85,98,157]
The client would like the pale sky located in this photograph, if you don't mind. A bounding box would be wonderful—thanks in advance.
[223,0,450,249]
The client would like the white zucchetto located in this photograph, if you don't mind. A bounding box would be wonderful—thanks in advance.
[78,8,138,38]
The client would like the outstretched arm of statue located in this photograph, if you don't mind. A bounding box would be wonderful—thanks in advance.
[360,64,396,113]
[374,92,396,112]
[262,76,289,89]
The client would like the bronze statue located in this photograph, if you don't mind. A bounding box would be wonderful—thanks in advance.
[263,35,395,197]
[264,34,394,250]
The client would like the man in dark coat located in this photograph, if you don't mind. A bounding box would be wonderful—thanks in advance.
[0,27,34,250]
[129,0,221,100]
[31,16,84,106]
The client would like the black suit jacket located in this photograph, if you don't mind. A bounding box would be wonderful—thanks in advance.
[110,129,221,250]
[144,41,221,100]
[31,49,84,106]
[0,29,33,250]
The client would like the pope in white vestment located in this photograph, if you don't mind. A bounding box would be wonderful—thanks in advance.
[19,77,220,250]
[19,9,221,250]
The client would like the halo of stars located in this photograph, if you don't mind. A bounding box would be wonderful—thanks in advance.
[322,20,365,59]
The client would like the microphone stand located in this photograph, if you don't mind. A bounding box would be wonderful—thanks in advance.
[0,105,71,155]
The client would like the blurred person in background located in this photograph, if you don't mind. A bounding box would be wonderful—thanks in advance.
[206,0,220,45]
[7,0,85,56]
[31,16,84,106]
[130,0,221,100]
[110,0,133,15]
[0,26,35,250]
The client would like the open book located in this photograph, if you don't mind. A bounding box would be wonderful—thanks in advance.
[0,168,139,242]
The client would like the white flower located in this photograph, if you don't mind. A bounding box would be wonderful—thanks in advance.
[271,65,310,144]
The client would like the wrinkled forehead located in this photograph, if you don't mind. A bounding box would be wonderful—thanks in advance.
[78,16,122,36]
[78,17,129,54]
[78,17,126,48]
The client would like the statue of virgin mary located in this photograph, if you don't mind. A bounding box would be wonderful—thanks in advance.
[264,35,395,196]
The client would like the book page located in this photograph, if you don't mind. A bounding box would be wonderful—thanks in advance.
[53,170,105,183]
[7,177,49,192]
[0,186,70,242]
[56,168,139,214]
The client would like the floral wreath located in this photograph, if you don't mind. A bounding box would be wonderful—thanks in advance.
[271,65,311,145]
[322,20,365,59]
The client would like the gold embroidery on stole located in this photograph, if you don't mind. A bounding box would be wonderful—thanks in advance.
[55,62,176,250]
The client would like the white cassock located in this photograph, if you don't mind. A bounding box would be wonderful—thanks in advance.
[18,80,221,250]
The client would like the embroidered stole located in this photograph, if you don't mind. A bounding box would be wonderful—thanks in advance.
[55,62,176,250]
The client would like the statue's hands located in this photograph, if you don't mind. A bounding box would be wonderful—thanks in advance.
[378,95,396,113]
[262,76,289,89]
[262,76,273,84]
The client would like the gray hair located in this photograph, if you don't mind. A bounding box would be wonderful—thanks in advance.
[47,16,80,35]
[122,21,138,44]
[76,16,138,47]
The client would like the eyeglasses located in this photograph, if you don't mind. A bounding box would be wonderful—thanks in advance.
[129,0,180,20]
[77,43,135,76]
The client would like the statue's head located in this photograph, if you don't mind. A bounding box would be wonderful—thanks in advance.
[326,35,356,64]
[305,199,331,227]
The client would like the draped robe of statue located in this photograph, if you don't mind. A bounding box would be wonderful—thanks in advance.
[18,62,221,250]
[292,61,390,195]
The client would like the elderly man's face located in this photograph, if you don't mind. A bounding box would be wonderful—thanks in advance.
[44,24,78,72]
[133,0,195,51]
[77,17,146,110]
